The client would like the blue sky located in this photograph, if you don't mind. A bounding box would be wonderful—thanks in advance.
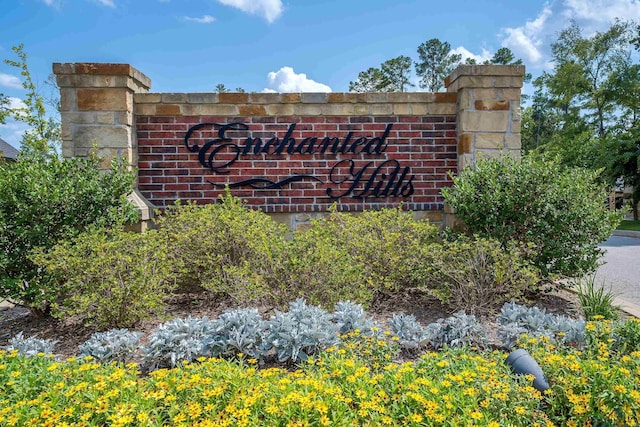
[1,0,639,148]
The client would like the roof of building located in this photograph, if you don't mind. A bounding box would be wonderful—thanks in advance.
[0,138,19,160]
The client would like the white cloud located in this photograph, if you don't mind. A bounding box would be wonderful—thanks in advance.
[563,0,640,26]
[184,15,215,24]
[0,120,29,149]
[263,67,332,93]
[94,0,115,7]
[0,73,21,89]
[500,0,640,70]
[216,0,283,23]
[7,97,27,110]
[451,46,492,64]
[501,5,552,66]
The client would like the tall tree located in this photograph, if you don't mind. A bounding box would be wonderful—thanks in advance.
[528,20,640,218]
[349,67,389,92]
[549,20,631,138]
[215,83,229,93]
[415,38,461,92]
[349,56,414,92]
[488,47,521,65]
[380,55,414,92]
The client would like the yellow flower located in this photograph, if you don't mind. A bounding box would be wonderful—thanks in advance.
[469,411,482,420]
[407,413,423,423]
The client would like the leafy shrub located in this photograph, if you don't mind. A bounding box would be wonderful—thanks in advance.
[389,313,427,349]
[7,332,56,357]
[332,301,381,336]
[262,299,338,363]
[425,312,488,349]
[203,308,266,360]
[154,195,438,309]
[425,236,539,314]
[274,226,370,308]
[35,226,175,328]
[304,206,439,294]
[0,155,137,313]
[143,316,217,369]
[442,156,622,279]
[574,274,620,320]
[78,329,142,364]
[154,191,289,303]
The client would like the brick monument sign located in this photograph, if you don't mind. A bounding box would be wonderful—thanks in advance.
[53,63,524,229]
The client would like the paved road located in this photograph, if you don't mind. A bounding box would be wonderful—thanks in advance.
[597,234,640,310]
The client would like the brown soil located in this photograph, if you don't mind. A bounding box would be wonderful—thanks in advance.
[0,289,582,359]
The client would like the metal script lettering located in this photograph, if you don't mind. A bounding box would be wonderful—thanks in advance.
[184,122,415,199]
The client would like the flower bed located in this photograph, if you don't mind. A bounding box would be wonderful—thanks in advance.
[1,318,639,426]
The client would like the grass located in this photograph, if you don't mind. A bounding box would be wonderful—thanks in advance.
[617,219,640,231]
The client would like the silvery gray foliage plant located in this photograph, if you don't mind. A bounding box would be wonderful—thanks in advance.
[78,329,143,363]
[425,311,488,350]
[497,323,529,350]
[546,314,586,347]
[8,332,57,357]
[143,316,217,369]
[497,302,585,348]
[389,313,427,349]
[203,308,266,360]
[263,299,338,363]
[332,300,381,337]
[498,301,551,331]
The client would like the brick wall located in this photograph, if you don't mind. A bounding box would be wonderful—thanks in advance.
[136,114,456,213]
[54,63,525,228]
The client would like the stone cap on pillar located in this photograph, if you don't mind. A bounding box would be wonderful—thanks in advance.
[53,63,151,92]
[444,64,525,92]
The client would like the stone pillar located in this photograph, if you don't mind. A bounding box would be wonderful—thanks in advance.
[53,63,154,228]
[443,64,525,229]
[53,62,151,168]
[445,64,525,171]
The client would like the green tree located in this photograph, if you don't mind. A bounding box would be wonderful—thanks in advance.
[4,44,60,156]
[415,38,461,91]
[548,20,631,138]
[349,56,414,93]
[380,55,414,92]
[349,67,388,92]
[487,47,521,65]
[215,83,229,93]
[527,20,640,217]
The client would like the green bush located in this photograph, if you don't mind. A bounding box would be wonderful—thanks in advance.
[274,224,371,308]
[154,198,439,309]
[442,156,621,280]
[154,191,289,303]
[303,206,439,295]
[0,154,137,313]
[425,236,540,314]
[35,226,175,328]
